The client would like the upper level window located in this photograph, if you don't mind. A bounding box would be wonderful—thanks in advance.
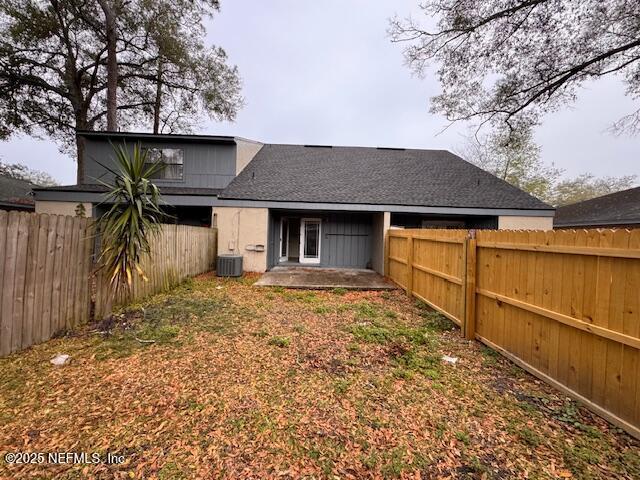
[144,148,184,180]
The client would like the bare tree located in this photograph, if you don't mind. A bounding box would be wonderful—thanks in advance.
[0,160,59,186]
[456,126,561,202]
[390,1,640,134]
[457,128,637,205]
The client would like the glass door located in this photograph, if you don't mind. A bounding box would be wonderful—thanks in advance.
[299,218,321,264]
[279,218,289,262]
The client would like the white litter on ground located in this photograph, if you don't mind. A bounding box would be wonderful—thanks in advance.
[442,355,458,365]
[50,354,70,366]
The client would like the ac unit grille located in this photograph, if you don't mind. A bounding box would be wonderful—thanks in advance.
[217,255,243,277]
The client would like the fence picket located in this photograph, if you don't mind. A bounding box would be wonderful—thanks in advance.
[1,212,217,357]
[386,227,640,439]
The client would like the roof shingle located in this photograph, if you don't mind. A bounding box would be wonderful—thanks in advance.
[554,187,640,227]
[0,174,35,205]
[219,144,552,210]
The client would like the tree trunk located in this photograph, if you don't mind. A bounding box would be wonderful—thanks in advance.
[76,133,86,184]
[153,58,163,134]
[98,0,118,131]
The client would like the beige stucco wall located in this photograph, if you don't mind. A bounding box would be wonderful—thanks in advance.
[214,206,269,272]
[498,215,554,231]
[235,139,264,175]
[371,211,391,275]
[35,201,93,218]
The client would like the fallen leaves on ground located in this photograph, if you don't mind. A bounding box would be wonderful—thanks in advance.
[1,273,638,479]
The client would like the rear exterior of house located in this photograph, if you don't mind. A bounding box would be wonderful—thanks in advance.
[34,132,555,274]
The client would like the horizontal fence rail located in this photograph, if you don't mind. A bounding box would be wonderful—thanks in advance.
[386,227,640,439]
[387,229,468,326]
[1,211,218,356]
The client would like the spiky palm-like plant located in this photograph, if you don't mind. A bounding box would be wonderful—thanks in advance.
[97,143,165,297]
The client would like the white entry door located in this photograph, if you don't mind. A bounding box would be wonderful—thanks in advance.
[299,218,321,264]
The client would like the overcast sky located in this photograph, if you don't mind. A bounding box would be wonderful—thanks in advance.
[1,0,638,185]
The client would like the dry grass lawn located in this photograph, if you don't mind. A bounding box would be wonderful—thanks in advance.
[1,273,639,479]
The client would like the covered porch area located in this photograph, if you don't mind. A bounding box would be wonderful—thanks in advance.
[267,209,389,273]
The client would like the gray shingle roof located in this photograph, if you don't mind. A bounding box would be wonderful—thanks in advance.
[0,174,35,206]
[554,187,640,227]
[219,144,552,210]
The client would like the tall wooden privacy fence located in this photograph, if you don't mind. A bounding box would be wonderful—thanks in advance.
[386,228,640,439]
[1,211,218,357]
[94,224,218,318]
[0,211,94,357]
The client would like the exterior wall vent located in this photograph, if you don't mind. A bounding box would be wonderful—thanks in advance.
[217,254,243,277]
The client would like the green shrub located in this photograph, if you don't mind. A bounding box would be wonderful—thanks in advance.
[268,336,291,348]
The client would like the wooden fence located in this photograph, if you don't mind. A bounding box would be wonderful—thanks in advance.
[1,212,218,356]
[0,211,94,357]
[386,228,640,439]
[94,223,218,318]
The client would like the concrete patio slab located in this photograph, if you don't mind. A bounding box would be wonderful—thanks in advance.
[254,266,397,290]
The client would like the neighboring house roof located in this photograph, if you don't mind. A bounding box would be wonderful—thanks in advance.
[219,144,552,210]
[0,174,35,209]
[554,186,640,228]
[34,184,223,197]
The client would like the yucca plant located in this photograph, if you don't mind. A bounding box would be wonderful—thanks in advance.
[97,142,165,298]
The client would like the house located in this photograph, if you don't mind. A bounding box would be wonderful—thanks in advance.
[0,174,35,211]
[554,186,640,229]
[34,131,555,273]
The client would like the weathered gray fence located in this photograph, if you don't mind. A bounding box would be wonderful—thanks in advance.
[94,223,218,318]
[0,211,94,356]
[0,211,218,356]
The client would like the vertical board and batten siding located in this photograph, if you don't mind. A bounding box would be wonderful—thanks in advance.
[0,211,93,356]
[268,211,373,269]
[84,138,237,188]
[94,224,218,318]
[386,228,640,439]
[321,213,372,268]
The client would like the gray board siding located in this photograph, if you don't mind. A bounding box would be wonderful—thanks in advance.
[268,211,373,269]
[83,137,237,189]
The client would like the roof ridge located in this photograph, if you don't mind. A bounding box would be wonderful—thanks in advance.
[264,142,451,152]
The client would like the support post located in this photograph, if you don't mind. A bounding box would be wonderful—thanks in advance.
[405,234,414,296]
[383,230,390,277]
[463,230,477,340]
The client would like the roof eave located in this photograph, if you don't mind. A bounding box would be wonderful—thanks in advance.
[76,130,238,144]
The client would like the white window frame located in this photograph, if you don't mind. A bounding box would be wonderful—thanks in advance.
[279,217,289,262]
[299,218,321,264]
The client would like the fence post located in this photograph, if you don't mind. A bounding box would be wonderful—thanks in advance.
[463,230,477,340]
[405,234,414,296]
